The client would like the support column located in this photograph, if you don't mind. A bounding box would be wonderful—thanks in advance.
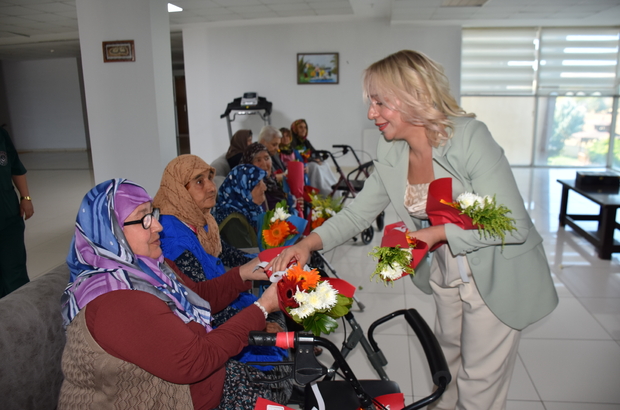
[76,0,176,194]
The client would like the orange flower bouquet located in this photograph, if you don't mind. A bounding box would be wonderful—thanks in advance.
[256,246,355,336]
[277,264,354,336]
[257,200,307,251]
[309,192,343,230]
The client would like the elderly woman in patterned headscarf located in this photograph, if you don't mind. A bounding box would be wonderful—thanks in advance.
[58,178,289,410]
[290,118,338,196]
[242,142,296,213]
[213,163,267,250]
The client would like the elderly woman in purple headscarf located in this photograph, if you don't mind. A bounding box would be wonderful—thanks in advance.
[58,178,291,409]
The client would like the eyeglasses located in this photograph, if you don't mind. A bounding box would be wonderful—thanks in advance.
[123,208,160,229]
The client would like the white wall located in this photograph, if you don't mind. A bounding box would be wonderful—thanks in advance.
[76,0,177,195]
[1,58,87,151]
[184,21,462,167]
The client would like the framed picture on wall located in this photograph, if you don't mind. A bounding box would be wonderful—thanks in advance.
[297,52,339,84]
[102,40,135,63]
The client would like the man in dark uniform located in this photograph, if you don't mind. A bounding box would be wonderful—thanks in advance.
[0,126,33,297]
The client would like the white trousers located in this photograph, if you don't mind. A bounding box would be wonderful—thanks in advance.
[306,161,338,197]
[428,245,521,410]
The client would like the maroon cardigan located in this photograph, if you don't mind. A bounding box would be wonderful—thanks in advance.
[85,262,265,409]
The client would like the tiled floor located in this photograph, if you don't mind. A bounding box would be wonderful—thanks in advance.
[19,152,620,409]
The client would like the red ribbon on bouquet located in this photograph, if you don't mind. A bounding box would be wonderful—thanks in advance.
[426,178,477,251]
[286,161,305,198]
[380,222,429,280]
[286,160,305,216]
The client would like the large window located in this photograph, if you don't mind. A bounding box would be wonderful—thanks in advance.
[534,96,613,166]
[462,27,620,169]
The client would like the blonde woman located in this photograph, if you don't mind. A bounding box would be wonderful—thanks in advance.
[271,50,558,410]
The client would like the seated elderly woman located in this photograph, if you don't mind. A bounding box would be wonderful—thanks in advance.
[213,163,267,250]
[258,125,285,177]
[153,155,290,378]
[226,129,253,170]
[242,142,297,214]
[279,127,302,168]
[154,155,253,273]
[58,178,289,409]
[290,118,338,197]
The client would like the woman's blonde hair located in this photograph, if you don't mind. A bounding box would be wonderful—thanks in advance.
[363,50,475,146]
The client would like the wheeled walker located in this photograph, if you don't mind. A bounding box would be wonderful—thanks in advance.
[313,145,385,245]
[249,307,450,410]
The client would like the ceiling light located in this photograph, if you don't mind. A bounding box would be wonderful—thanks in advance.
[168,3,182,13]
[566,35,619,42]
[507,61,536,67]
[564,47,618,54]
[560,72,615,78]
[562,60,616,66]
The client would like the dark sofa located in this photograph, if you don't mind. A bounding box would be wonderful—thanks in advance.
[0,264,69,410]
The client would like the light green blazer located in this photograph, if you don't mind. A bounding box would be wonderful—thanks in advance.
[315,116,558,330]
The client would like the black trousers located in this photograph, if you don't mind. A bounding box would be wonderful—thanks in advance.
[0,216,29,297]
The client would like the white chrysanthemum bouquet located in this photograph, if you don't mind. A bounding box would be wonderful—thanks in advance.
[441,191,516,245]
[368,222,429,286]
[425,178,517,248]
[276,264,354,336]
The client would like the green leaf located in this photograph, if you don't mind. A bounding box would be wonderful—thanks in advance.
[302,313,339,336]
[327,296,353,318]
[460,195,517,247]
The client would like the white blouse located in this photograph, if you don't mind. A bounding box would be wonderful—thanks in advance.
[404,182,430,219]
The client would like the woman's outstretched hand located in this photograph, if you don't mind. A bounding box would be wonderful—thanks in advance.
[267,233,322,272]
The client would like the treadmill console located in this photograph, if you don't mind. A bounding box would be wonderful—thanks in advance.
[241,92,258,106]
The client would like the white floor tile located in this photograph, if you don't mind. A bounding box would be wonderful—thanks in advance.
[507,355,540,401]
[579,297,620,341]
[556,266,620,298]
[519,339,620,403]
[544,403,620,410]
[506,401,546,410]
[522,297,612,340]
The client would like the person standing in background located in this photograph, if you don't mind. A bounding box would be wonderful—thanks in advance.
[0,125,33,297]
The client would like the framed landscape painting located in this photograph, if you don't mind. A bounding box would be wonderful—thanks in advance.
[297,53,339,84]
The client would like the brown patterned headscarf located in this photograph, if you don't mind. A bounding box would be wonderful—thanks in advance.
[153,155,222,257]
[226,129,252,160]
[241,142,269,167]
[290,119,308,142]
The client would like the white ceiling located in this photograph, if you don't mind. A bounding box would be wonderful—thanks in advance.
[0,0,619,61]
